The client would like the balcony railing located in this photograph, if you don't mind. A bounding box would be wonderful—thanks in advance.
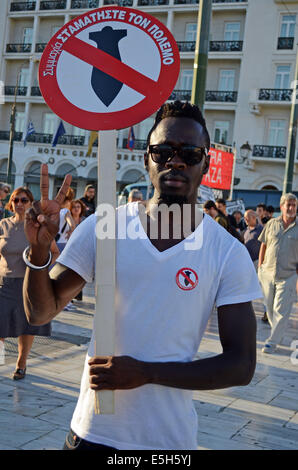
[252,145,286,159]
[205,90,237,102]
[0,131,23,141]
[31,86,42,96]
[212,0,247,3]
[104,0,133,4]
[40,0,66,9]
[258,88,292,102]
[122,138,147,150]
[10,1,36,11]
[26,133,53,144]
[35,43,47,53]
[25,133,86,145]
[4,86,27,96]
[71,0,99,7]
[6,43,32,53]
[169,90,191,101]
[177,41,195,52]
[174,0,198,4]
[277,37,294,50]
[209,40,243,52]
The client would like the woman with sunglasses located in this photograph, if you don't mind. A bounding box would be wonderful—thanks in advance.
[0,187,59,379]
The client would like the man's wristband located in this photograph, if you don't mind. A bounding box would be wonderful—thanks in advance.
[23,246,52,270]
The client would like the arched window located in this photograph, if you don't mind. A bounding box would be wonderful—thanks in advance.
[121,169,144,185]
[54,163,78,197]
[24,161,42,200]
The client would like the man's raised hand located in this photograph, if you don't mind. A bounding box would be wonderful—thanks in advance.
[25,164,72,249]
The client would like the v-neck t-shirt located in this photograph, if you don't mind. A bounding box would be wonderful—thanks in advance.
[56,202,262,450]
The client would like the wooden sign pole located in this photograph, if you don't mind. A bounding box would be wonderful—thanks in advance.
[94,129,117,414]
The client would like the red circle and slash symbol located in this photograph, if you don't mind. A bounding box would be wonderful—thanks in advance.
[176,268,198,291]
[38,7,180,130]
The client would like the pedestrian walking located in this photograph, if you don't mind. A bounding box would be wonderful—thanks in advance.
[258,193,298,354]
[0,187,59,377]
[243,210,262,270]
[23,101,261,450]
[56,187,76,254]
[80,184,96,217]
[69,199,86,301]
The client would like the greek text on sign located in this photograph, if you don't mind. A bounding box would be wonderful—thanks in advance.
[202,148,234,190]
[39,7,180,130]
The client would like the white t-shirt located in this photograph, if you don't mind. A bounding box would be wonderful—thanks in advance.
[57,202,262,450]
[57,208,70,244]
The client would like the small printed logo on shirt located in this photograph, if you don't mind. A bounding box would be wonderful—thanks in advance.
[176,267,198,291]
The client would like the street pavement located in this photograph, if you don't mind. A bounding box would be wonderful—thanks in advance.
[0,282,297,450]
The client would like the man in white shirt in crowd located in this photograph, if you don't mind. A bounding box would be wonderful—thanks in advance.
[258,193,298,354]
[23,101,261,451]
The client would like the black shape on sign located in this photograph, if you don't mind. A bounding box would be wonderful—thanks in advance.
[184,271,192,287]
[89,26,127,106]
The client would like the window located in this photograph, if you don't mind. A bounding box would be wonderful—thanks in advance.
[219,70,235,91]
[23,27,33,44]
[185,23,197,42]
[268,120,286,146]
[19,68,29,87]
[280,15,296,37]
[275,65,291,89]
[43,113,56,134]
[224,22,240,41]
[180,70,193,90]
[214,121,229,145]
[51,25,61,36]
[15,112,25,133]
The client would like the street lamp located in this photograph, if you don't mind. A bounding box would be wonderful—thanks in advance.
[239,141,252,163]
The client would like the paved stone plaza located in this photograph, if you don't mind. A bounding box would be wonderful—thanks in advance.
[0,283,297,450]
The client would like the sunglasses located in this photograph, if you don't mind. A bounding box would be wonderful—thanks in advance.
[3,188,9,194]
[148,144,208,166]
[12,197,30,204]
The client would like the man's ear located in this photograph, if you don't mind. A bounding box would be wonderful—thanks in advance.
[202,154,210,175]
[144,153,149,171]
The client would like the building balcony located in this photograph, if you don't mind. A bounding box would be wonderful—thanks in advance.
[104,0,133,4]
[174,0,198,4]
[209,40,243,52]
[25,133,86,145]
[212,0,247,3]
[169,89,191,101]
[0,131,23,141]
[122,138,147,150]
[258,88,292,102]
[177,41,195,52]
[35,43,47,53]
[4,86,28,96]
[205,90,237,102]
[277,37,294,50]
[31,86,42,96]
[10,1,36,11]
[6,43,32,53]
[70,0,99,7]
[137,0,168,4]
[252,145,286,159]
[40,0,66,9]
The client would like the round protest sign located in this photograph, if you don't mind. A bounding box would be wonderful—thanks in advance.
[39,7,180,130]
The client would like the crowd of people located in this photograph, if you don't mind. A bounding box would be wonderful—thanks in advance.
[0,182,96,372]
[203,194,298,353]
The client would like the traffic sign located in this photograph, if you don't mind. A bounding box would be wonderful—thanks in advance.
[39,6,180,130]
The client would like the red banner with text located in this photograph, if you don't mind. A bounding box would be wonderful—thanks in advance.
[202,147,234,190]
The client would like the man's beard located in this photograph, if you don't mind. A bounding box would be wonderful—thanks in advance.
[157,193,188,206]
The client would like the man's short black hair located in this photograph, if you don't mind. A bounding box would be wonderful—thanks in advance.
[215,198,226,206]
[203,200,217,210]
[256,203,267,210]
[266,205,274,214]
[146,100,210,149]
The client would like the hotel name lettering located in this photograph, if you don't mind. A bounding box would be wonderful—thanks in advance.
[37,147,144,162]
